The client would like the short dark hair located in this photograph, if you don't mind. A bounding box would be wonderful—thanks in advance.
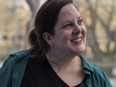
[28,0,73,56]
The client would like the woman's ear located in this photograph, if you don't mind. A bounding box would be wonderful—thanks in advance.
[43,32,53,46]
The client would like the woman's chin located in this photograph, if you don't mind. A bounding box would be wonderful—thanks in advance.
[74,46,85,54]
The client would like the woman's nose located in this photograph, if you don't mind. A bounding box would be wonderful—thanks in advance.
[73,24,82,34]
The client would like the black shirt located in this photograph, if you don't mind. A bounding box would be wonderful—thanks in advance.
[21,56,86,87]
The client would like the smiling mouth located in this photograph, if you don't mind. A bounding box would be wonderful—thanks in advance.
[71,36,83,43]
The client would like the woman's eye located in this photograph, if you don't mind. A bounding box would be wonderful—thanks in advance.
[78,19,83,25]
[63,23,73,29]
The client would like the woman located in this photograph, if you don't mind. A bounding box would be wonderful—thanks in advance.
[0,0,112,87]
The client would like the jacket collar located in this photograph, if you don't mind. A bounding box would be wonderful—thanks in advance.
[80,54,94,75]
[11,48,33,58]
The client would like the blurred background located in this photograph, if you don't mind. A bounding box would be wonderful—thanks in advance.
[0,0,116,86]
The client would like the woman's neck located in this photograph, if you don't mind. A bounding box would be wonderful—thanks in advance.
[45,51,82,73]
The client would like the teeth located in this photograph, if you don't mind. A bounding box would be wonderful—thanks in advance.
[73,37,81,42]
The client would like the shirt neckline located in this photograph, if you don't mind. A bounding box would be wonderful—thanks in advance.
[44,57,86,87]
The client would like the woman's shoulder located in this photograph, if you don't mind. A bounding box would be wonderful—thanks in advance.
[81,54,109,78]
[92,63,108,78]
[0,48,33,72]
[2,48,32,65]
[92,63,111,81]
[80,55,112,86]
[0,48,33,87]
[91,63,112,86]
[12,48,33,57]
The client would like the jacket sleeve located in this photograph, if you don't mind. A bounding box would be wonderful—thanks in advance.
[0,54,17,87]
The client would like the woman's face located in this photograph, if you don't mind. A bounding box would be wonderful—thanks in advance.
[50,4,86,57]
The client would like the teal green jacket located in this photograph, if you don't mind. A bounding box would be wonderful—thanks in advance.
[0,48,112,87]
